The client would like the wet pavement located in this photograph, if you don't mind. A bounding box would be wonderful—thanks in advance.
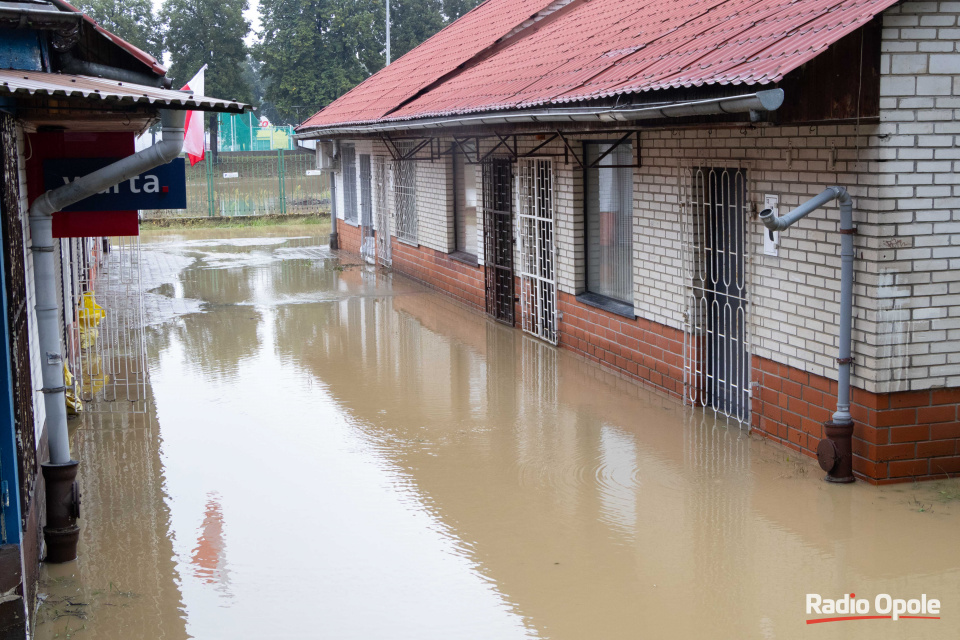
[35,227,960,639]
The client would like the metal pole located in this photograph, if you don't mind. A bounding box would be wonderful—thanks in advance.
[386,0,391,65]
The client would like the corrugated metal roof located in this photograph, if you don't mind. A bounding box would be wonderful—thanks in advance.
[0,70,248,112]
[300,0,899,133]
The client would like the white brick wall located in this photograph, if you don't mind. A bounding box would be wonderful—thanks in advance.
[415,153,453,252]
[871,0,960,391]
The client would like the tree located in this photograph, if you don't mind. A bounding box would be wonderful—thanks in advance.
[72,0,163,61]
[390,0,445,61]
[161,0,252,103]
[256,0,385,122]
[443,0,483,22]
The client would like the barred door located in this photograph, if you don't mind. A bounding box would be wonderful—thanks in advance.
[681,167,750,423]
[359,154,375,263]
[517,159,557,343]
[374,156,391,266]
[482,158,514,325]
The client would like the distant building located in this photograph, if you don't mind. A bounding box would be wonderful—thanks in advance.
[298,0,960,485]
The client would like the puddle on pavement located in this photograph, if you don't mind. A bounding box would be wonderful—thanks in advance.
[35,228,960,640]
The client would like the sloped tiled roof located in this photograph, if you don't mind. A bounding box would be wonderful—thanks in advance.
[300,0,899,132]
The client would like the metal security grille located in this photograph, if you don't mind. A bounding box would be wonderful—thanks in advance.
[341,144,358,225]
[482,158,514,325]
[681,167,751,423]
[359,154,375,263]
[394,150,417,244]
[517,159,558,343]
[0,116,37,528]
[375,156,392,266]
[72,236,148,411]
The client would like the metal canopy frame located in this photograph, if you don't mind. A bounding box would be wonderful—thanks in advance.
[378,129,642,168]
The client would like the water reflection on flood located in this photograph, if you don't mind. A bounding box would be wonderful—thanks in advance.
[36,228,960,640]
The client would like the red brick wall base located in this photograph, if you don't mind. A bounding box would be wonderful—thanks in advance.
[752,356,960,484]
[335,221,362,254]
[390,242,485,310]
[556,292,684,398]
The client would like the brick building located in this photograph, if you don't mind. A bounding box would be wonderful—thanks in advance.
[297,0,960,485]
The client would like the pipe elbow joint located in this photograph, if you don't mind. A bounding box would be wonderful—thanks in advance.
[758,208,785,231]
[830,185,852,206]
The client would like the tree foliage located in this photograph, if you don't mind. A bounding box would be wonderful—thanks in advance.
[255,0,483,123]
[72,0,163,61]
[161,0,252,104]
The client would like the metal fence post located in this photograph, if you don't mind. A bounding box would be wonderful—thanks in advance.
[205,153,215,217]
[278,149,287,214]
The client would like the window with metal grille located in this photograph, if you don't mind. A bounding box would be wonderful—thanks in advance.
[453,144,478,257]
[341,144,358,225]
[584,142,633,305]
[394,143,417,244]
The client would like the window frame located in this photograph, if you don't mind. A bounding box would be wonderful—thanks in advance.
[580,139,636,315]
[451,143,479,263]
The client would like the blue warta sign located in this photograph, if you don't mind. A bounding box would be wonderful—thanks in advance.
[43,157,187,211]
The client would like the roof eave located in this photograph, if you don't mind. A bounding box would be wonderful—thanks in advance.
[294,89,784,139]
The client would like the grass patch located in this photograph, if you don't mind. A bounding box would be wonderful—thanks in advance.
[141,213,329,230]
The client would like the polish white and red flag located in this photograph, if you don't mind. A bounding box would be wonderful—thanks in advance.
[181,65,207,166]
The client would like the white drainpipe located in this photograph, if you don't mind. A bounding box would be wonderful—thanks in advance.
[31,109,186,465]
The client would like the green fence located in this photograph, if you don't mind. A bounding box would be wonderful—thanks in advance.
[146,149,330,219]
[218,113,296,152]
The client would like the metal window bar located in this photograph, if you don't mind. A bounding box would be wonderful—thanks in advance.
[71,236,149,412]
[394,143,417,244]
[681,166,751,424]
[374,155,392,266]
[482,158,515,325]
[517,158,558,344]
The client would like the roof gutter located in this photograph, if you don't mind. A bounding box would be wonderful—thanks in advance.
[296,89,784,139]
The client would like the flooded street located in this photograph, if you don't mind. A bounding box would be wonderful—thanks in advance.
[36,227,960,640]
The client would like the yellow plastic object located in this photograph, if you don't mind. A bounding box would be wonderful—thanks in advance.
[79,355,108,395]
[63,364,83,414]
[78,292,105,328]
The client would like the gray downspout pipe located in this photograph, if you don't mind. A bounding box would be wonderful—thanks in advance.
[759,186,856,483]
[33,109,186,562]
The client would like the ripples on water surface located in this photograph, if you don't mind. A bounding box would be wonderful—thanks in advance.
[35,227,960,640]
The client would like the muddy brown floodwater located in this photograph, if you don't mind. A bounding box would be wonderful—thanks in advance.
[34,227,960,640]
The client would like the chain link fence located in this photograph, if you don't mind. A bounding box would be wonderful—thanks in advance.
[145,149,330,219]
